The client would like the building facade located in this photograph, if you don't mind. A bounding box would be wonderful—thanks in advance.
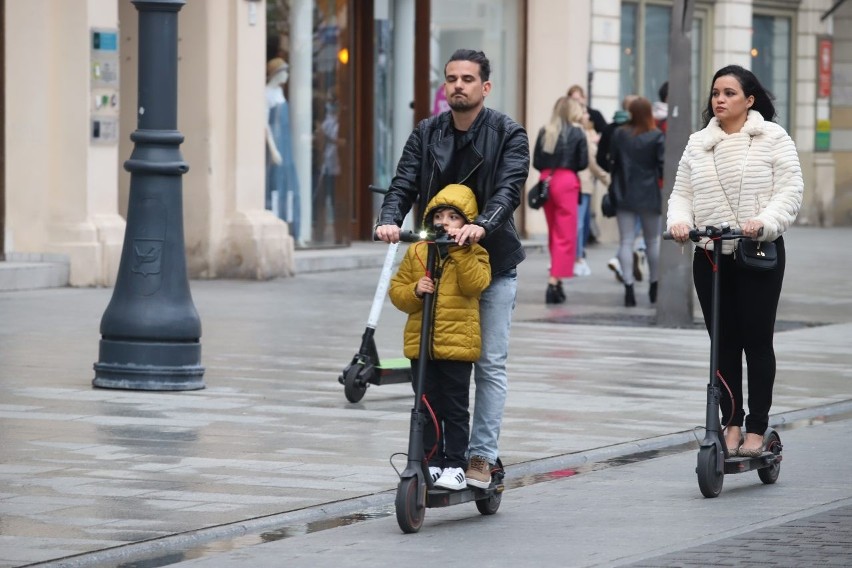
[1,0,849,285]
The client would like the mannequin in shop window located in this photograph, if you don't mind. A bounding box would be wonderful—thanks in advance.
[265,57,301,242]
[313,97,345,244]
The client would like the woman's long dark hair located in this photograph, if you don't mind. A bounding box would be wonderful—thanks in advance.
[627,97,656,135]
[702,65,776,127]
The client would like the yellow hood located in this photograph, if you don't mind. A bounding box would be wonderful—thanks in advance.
[422,184,479,226]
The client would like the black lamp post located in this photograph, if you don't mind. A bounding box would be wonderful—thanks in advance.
[93,0,204,390]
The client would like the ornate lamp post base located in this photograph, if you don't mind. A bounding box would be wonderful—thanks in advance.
[93,0,205,391]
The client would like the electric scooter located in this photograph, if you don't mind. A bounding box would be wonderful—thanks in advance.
[665,223,782,498]
[391,226,504,533]
[338,187,412,402]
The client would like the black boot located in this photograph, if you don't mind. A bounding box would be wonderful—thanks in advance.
[649,281,658,304]
[546,284,564,305]
[556,280,566,303]
[624,284,636,307]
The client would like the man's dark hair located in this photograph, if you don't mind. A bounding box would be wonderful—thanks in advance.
[702,64,776,127]
[445,49,491,82]
[658,81,668,103]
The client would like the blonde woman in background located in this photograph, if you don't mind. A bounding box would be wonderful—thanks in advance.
[532,96,588,304]
[575,109,611,276]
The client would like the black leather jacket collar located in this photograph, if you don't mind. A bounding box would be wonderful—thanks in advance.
[379,107,530,274]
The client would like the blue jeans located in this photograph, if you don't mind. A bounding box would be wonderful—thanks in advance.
[576,193,591,260]
[469,269,518,464]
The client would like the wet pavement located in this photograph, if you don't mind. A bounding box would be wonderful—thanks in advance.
[1,226,851,567]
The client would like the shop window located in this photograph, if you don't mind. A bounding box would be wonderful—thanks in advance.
[267,0,353,248]
[620,1,709,131]
[430,0,523,121]
[752,14,791,130]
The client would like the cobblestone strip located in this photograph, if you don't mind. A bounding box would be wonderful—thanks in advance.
[626,504,852,567]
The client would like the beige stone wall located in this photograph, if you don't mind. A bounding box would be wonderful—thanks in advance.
[831,3,852,226]
[5,0,125,286]
[524,0,594,241]
[4,0,293,286]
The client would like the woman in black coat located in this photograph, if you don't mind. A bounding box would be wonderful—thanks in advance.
[608,97,664,307]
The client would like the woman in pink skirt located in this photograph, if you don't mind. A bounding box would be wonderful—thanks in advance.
[532,96,589,304]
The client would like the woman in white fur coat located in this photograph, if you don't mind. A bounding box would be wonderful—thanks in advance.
[667,65,803,459]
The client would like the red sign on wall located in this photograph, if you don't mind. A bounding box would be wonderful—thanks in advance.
[818,38,832,99]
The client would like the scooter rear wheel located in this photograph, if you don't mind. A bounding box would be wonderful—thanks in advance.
[757,430,782,485]
[475,490,501,515]
[696,446,724,498]
[395,477,424,533]
[343,365,367,403]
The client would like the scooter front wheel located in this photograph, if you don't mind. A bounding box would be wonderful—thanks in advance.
[757,430,782,485]
[343,365,367,403]
[395,477,424,533]
[696,446,724,498]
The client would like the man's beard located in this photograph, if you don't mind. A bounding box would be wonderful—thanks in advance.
[448,95,476,112]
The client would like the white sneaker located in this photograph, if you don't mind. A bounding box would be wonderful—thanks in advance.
[574,259,591,276]
[434,467,466,490]
[607,257,624,283]
[428,466,442,483]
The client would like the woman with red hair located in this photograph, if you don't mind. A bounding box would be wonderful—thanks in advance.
[608,97,664,307]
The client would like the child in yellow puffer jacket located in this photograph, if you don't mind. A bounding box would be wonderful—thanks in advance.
[388,184,491,491]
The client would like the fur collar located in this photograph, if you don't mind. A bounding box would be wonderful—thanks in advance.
[699,110,766,150]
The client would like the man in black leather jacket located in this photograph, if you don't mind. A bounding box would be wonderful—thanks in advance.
[375,49,529,489]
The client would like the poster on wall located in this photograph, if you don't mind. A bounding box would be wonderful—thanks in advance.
[91,28,120,145]
[815,36,831,152]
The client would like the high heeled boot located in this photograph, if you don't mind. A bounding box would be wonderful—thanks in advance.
[555,280,566,303]
[649,281,658,304]
[546,284,562,305]
[624,284,636,307]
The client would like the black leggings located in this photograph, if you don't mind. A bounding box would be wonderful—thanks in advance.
[692,236,785,435]
[412,359,471,469]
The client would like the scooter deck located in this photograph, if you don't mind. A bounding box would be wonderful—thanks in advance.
[426,483,504,508]
[372,358,412,385]
[724,451,781,475]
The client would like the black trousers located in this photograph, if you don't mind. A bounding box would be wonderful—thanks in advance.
[412,359,471,469]
[692,236,785,435]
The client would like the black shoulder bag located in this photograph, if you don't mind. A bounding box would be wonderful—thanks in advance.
[715,137,778,271]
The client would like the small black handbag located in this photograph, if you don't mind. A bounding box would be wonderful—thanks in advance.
[527,174,552,210]
[735,239,777,271]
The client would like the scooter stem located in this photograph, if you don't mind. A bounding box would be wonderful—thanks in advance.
[404,241,439,473]
[705,232,724,439]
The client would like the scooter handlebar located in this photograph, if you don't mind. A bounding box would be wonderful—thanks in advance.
[398,230,458,245]
[662,225,761,242]
[372,228,460,246]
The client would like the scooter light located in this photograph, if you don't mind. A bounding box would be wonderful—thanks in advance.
[418,230,428,240]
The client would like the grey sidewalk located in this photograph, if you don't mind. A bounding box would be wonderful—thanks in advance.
[1,226,851,567]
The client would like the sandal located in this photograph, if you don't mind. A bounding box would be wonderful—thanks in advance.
[739,433,764,457]
[724,427,743,457]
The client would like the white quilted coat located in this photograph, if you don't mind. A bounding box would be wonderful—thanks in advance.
[667,110,803,253]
